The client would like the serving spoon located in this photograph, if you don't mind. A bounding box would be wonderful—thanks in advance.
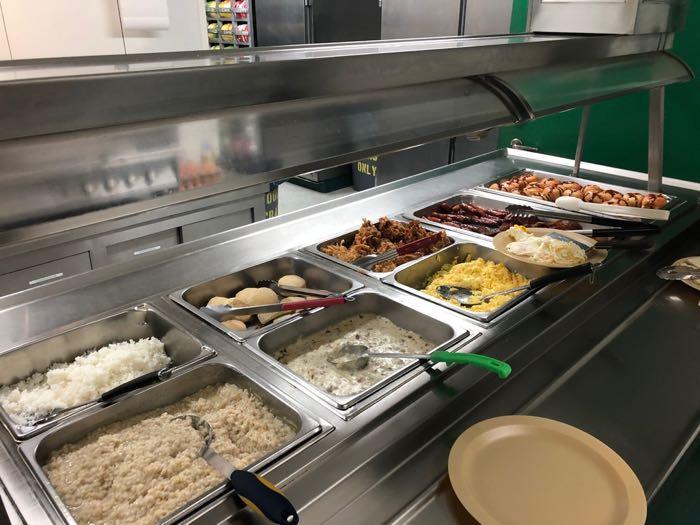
[173,415,298,525]
[326,344,511,379]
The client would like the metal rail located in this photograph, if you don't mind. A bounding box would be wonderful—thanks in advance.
[0,33,669,140]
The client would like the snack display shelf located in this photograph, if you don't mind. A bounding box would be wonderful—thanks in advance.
[206,0,253,49]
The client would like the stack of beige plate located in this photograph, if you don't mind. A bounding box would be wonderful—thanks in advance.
[448,416,646,525]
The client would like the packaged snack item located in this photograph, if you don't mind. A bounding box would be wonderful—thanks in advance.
[233,0,248,19]
[220,22,234,42]
[207,22,219,41]
[218,0,233,19]
[205,1,217,16]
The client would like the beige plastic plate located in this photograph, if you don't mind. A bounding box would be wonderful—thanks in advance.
[448,415,647,525]
[493,228,607,268]
[672,256,700,291]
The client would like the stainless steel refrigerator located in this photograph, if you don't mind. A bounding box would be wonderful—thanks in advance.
[255,0,512,187]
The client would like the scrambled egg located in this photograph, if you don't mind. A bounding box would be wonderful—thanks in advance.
[422,257,528,313]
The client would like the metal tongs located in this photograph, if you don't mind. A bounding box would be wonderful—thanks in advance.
[256,280,334,298]
[173,415,299,525]
[505,204,649,228]
[437,264,594,307]
[202,295,352,321]
[352,232,444,270]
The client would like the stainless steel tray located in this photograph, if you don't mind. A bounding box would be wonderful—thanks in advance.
[0,303,214,440]
[19,361,323,525]
[248,290,473,414]
[479,168,680,212]
[405,189,600,243]
[170,253,362,342]
[303,218,456,280]
[383,242,551,323]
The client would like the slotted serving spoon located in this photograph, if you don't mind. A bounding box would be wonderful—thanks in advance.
[437,264,593,306]
[173,415,298,525]
[326,344,511,379]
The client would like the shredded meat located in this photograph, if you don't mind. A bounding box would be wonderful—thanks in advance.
[321,217,450,272]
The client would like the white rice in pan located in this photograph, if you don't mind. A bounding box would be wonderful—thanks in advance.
[0,337,170,424]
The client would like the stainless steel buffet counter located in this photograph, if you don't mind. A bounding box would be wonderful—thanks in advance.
[0,149,698,524]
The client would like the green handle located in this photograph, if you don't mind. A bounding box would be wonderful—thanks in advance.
[430,351,512,379]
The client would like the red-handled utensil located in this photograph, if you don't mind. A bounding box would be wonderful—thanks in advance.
[201,295,351,320]
[353,232,445,270]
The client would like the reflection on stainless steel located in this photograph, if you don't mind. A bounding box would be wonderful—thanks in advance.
[524,280,700,501]
[494,52,692,117]
[0,34,667,140]
[0,78,514,232]
[0,304,214,440]
[0,124,180,230]
[19,361,322,525]
[381,0,461,39]
[0,151,697,525]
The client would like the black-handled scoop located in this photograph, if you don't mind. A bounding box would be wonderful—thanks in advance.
[438,263,593,306]
[30,367,172,426]
[173,415,299,525]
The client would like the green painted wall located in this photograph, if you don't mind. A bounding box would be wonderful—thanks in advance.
[501,1,700,182]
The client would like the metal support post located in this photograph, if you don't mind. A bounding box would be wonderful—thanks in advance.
[648,87,665,193]
[572,105,590,178]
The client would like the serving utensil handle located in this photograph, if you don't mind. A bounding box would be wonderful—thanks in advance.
[587,226,658,237]
[430,351,512,379]
[529,264,593,290]
[99,368,170,402]
[396,232,443,256]
[594,239,653,250]
[281,296,347,311]
[229,470,299,525]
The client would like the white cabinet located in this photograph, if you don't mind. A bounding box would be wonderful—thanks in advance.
[0,4,10,60]
[1,0,125,59]
[0,0,207,59]
[122,0,208,54]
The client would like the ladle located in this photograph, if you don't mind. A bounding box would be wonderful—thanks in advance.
[326,344,511,379]
[173,414,299,525]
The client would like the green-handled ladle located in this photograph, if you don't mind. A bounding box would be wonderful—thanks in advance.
[326,344,511,379]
